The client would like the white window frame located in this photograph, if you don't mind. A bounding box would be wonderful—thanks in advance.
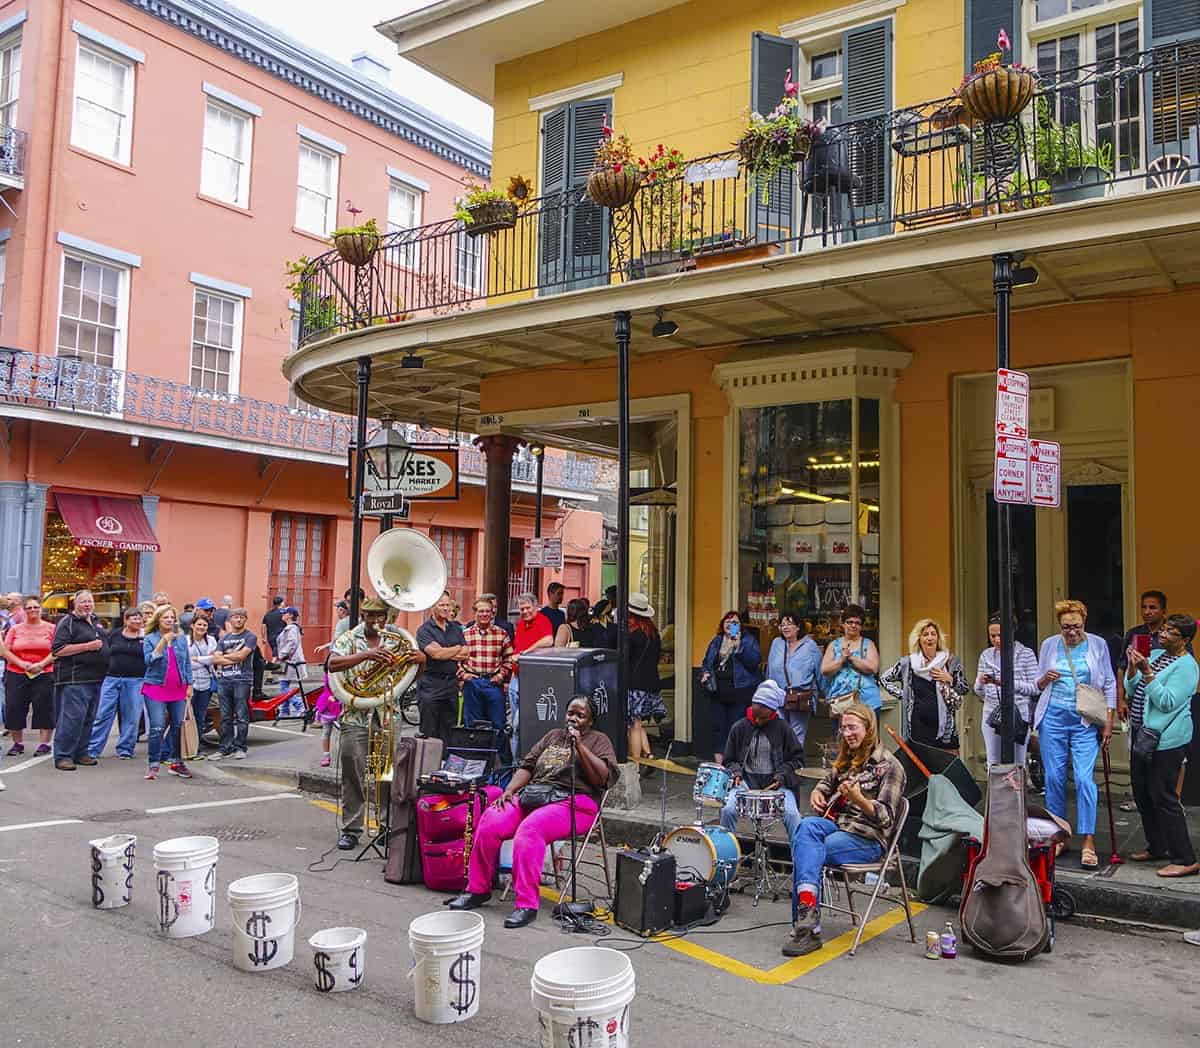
[71,41,136,165]
[0,242,7,322]
[0,30,20,129]
[200,98,253,208]
[56,249,131,416]
[454,226,485,294]
[387,177,423,267]
[189,288,244,397]
[295,140,339,236]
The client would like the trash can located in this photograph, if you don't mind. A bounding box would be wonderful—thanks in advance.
[517,649,626,762]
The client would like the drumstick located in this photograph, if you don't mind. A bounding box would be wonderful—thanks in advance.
[887,726,932,780]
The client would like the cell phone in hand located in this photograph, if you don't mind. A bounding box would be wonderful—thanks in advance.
[1133,633,1152,658]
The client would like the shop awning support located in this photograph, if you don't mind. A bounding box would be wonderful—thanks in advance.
[993,254,1017,766]
[615,311,631,747]
[349,356,372,627]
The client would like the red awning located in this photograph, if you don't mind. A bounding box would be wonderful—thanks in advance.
[55,493,161,553]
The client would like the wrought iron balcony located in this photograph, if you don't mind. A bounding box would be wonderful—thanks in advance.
[297,42,1200,346]
[0,125,26,189]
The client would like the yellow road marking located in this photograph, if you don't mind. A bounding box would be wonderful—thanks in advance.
[309,797,378,831]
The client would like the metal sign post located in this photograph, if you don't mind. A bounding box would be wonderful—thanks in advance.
[993,256,1018,765]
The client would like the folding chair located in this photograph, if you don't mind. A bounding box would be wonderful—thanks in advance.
[497,789,613,903]
[820,795,917,956]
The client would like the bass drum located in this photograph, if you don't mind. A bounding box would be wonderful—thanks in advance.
[663,825,741,887]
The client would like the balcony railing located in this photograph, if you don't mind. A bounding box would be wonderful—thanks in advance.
[0,349,606,492]
[297,42,1200,345]
[0,125,26,185]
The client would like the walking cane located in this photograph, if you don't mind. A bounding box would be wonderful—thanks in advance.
[1101,743,1124,867]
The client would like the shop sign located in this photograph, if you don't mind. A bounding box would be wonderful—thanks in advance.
[526,537,562,569]
[995,368,1029,439]
[364,446,459,501]
[994,435,1030,504]
[1029,439,1061,508]
[360,492,410,517]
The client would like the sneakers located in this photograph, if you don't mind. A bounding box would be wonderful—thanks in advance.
[781,902,823,957]
[336,833,359,851]
[34,743,51,756]
[76,756,98,766]
[320,753,331,767]
[145,765,159,780]
[168,763,193,779]
[117,754,133,760]
[1184,929,1200,947]
[207,751,227,761]
[234,750,247,760]
[6,742,24,757]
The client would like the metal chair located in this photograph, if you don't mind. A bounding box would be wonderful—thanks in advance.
[497,789,613,903]
[820,794,917,956]
[1147,154,1191,189]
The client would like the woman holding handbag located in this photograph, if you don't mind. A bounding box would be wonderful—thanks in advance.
[767,613,821,749]
[701,611,762,763]
[881,618,969,751]
[974,613,1040,767]
[1034,599,1116,869]
[1123,613,1198,876]
[820,605,881,717]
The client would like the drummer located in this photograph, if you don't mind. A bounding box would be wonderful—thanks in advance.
[719,680,805,839]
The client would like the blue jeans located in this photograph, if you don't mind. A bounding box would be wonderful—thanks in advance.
[782,709,811,749]
[54,682,102,763]
[191,688,213,745]
[508,677,520,762]
[146,699,186,766]
[217,679,250,754]
[790,816,883,920]
[1039,702,1101,835]
[462,677,506,733]
[721,783,802,839]
[88,677,144,758]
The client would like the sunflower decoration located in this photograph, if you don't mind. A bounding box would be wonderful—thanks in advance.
[506,174,534,206]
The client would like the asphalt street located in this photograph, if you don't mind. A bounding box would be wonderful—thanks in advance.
[0,722,1195,1048]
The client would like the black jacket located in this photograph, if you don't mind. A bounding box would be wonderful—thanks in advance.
[723,713,805,792]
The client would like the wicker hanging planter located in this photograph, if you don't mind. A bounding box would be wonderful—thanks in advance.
[463,199,518,238]
[586,168,642,209]
[959,66,1037,123]
[333,231,380,266]
[790,128,814,163]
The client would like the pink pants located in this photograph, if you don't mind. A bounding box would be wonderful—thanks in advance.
[466,794,599,910]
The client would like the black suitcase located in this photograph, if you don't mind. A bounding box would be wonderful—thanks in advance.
[384,735,443,884]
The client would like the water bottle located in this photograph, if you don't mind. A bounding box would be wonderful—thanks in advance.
[940,920,957,958]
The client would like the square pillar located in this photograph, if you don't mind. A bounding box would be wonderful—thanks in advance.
[136,494,160,605]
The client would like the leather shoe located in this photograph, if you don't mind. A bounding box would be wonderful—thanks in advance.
[336,833,358,851]
[1157,863,1200,878]
[447,892,491,911]
[55,759,77,771]
[504,907,538,929]
[76,756,98,766]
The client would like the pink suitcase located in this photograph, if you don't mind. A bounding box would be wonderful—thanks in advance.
[421,840,471,892]
[417,786,501,845]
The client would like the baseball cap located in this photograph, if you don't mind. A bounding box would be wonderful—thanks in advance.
[283,606,300,617]
[195,597,215,610]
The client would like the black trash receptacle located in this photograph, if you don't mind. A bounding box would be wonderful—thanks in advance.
[517,649,625,762]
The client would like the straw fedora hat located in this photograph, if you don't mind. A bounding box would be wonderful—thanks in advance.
[628,592,655,618]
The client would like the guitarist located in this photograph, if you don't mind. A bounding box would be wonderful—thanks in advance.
[782,702,906,957]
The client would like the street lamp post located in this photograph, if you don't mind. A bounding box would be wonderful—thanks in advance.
[614,311,632,753]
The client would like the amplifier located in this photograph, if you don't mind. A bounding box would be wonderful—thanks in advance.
[673,881,708,928]
[614,849,676,937]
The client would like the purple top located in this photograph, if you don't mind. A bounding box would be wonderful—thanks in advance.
[142,646,187,703]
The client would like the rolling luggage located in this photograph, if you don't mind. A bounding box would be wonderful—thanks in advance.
[417,784,501,892]
[383,736,443,884]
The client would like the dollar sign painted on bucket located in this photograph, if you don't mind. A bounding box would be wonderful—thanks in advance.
[313,950,336,992]
[90,847,105,908]
[567,1016,600,1048]
[245,910,278,967]
[448,950,476,1015]
[348,946,363,986]
[122,840,136,904]
[157,869,179,932]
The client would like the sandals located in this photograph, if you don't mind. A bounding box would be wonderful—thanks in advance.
[1157,863,1200,878]
[1129,850,1167,863]
[1080,845,1100,870]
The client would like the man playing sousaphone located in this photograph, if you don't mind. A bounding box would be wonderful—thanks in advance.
[326,598,426,851]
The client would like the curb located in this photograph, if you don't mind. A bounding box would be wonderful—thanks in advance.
[228,763,339,800]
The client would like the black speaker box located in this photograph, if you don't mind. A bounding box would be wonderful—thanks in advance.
[614,849,676,937]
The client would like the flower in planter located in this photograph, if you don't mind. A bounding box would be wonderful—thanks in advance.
[506,173,534,203]
[735,81,823,202]
[955,27,1035,96]
[454,177,512,224]
[593,117,638,175]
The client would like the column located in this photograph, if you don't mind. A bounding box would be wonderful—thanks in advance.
[137,494,160,605]
[0,482,24,594]
[475,435,520,609]
[19,483,49,593]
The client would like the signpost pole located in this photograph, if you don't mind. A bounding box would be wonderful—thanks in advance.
[348,356,371,629]
[614,311,632,742]
[993,254,1016,765]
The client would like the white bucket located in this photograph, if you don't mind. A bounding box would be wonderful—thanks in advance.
[89,833,136,910]
[407,910,485,1024]
[227,872,302,973]
[153,836,219,938]
[309,926,367,992]
[531,948,636,1048]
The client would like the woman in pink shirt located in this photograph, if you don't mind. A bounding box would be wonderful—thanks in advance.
[141,605,194,781]
[0,595,56,755]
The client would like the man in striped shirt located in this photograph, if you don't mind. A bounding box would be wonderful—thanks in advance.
[459,597,514,734]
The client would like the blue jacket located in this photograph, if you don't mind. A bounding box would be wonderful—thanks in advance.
[143,632,194,688]
[767,635,822,708]
[1125,649,1198,752]
[701,633,762,691]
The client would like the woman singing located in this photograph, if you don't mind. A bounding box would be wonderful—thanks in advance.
[448,696,618,929]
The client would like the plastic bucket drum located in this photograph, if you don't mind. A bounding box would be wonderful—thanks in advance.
[531,947,636,1048]
[153,836,219,938]
[227,873,302,973]
[89,833,137,910]
[309,927,367,992]
[408,910,485,1024]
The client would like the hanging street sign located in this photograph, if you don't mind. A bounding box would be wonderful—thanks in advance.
[526,536,563,569]
[1029,439,1062,508]
[360,492,410,517]
[994,434,1030,504]
[995,368,1030,438]
[363,445,459,501]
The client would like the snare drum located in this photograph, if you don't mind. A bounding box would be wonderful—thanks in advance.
[735,789,786,822]
[692,762,733,807]
[663,825,742,887]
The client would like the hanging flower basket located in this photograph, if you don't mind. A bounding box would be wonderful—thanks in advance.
[333,230,380,266]
[463,199,518,237]
[586,167,642,209]
[959,66,1038,123]
[791,128,814,162]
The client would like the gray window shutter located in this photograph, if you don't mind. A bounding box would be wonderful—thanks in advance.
[749,31,799,242]
[1146,0,1200,43]
[1143,0,1200,164]
[538,106,568,289]
[965,0,1021,72]
[566,98,611,288]
[843,19,893,236]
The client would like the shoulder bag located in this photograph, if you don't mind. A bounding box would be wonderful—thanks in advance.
[819,641,861,718]
[518,783,571,813]
[1063,642,1109,727]
[782,644,814,712]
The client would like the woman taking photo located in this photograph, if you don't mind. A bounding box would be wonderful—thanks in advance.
[820,605,881,715]
[1124,613,1199,876]
[767,613,822,749]
[448,695,618,928]
[87,606,146,760]
[626,593,664,764]
[188,613,219,757]
[142,605,194,781]
[881,618,969,751]
[974,614,1040,768]
[1034,599,1116,870]
[0,595,55,756]
[701,611,763,763]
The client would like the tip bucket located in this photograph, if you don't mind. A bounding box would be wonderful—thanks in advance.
[89,834,137,910]
[408,910,485,1024]
[153,836,219,938]
[309,927,367,992]
[531,947,636,1048]
[228,872,301,973]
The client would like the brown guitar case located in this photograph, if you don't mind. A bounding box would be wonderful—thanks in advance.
[959,763,1049,961]
[384,735,444,884]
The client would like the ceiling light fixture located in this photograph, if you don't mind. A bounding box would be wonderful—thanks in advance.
[400,351,424,369]
[651,308,678,339]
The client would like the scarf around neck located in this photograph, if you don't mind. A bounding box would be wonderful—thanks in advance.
[910,648,949,679]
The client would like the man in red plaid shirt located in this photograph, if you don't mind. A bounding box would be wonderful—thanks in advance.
[459,597,514,733]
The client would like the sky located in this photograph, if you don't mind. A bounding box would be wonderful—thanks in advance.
[241,0,494,142]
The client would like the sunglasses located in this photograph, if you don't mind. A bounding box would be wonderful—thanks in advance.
[1060,622,1083,631]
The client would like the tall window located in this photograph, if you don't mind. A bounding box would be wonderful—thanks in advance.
[190,289,242,394]
[201,100,252,206]
[430,526,474,611]
[387,179,422,266]
[0,32,19,128]
[455,228,484,292]
[807,48,845,125]
[295,141,337,235]
[268,512,332,639]
[0,243,6,323]
[57,254,125,369]
[71,44,135,164]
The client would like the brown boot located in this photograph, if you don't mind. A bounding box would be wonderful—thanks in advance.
[781,902,822,957]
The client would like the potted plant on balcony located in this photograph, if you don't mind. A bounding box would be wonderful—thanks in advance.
[1033,101,1114,203]
[630,143,700,278]
[586,116,642,209]
[332,217,382,266]
[455,176,523,237]
[736,75,822,202]
[956,29,1037,124]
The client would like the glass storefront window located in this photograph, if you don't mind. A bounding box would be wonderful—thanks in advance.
[41,510,136,625]
[738,398,882,651]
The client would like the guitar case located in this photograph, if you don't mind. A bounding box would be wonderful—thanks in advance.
[384,735,444,885]
[959,764,1048,961]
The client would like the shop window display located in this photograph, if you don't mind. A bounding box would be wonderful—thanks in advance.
[41,511,136,624]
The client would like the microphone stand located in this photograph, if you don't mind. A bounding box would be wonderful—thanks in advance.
[553,731,592,924]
